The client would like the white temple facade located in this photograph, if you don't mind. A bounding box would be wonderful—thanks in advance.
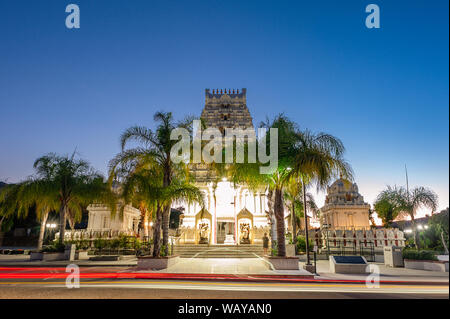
[86,204,141,235]
[175,180,270,245]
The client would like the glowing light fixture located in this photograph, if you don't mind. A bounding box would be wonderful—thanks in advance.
[405,229,412,233]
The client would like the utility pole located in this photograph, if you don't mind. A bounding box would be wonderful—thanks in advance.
[405,164,409,195]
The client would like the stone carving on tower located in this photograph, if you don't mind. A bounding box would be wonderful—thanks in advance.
[202,88,253,133]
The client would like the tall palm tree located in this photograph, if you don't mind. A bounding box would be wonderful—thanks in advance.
[228,114,299,257]
[380,185,438,250]
[0,180,60,250]
[118,168,204,257]
[17,180,60,249]
[284,177,319,242]
[0,154,114,248]
[289,129,352,263]
[27,153,116,245]
[110,111,199,256]
[0,184,21,247]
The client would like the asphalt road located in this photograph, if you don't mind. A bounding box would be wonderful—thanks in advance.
[0,266,447,299]
[0,278,447,299]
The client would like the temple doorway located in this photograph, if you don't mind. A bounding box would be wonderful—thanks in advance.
[216,222,235,244]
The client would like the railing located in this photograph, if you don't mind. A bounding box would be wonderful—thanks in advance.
[324,239,375,262]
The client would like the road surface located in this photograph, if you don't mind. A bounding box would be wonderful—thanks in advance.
[0,266,447,299]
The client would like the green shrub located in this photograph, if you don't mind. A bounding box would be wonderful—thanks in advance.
[402,249,438,261]
[296,235,314,253]
[41,242,65,253]
[77,239,91,250]
[117,235,130,248]
[160,244,167,257]
[94,238,107,250]
[286,233,293,244]
[110,238,121,249]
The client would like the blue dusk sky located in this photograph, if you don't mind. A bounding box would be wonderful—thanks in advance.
[0,0,448,217]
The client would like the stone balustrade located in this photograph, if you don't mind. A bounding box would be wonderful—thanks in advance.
[55,229,137,240]
[311,228,405,251]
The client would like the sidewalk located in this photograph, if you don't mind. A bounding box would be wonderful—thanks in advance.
[0,255,448,284]
[0,254,138,267]
[0,255,313,276]
[307,260,449,283]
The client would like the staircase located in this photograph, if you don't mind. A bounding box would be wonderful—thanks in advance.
[173,244,264,258]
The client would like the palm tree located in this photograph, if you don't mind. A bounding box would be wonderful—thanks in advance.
[374,189,400,227]
[25,153,116,245]
[0,184,21,247]
[284,177,319,243]
[18,180,60,249]
[117,168,204,257]
[0,182,59,250]
[110,111,200,256]
[228,114,299,257]
[380,185,438,250]
[290,129,352,264]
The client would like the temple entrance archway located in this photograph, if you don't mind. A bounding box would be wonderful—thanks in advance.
[216,221,235,244]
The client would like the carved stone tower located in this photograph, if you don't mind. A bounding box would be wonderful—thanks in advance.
[201,88,253,133]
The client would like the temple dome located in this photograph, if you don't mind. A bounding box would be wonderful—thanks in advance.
[324,177,365,206]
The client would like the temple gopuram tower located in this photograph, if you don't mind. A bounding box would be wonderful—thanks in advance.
[201,88,253,133]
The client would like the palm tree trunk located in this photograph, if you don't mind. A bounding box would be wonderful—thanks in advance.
[291,202,297,254]
[411,216,419,250]
[302,179,311,264]
[161,164,172,256]
[58,204,66,245]
[274,188,286,257]
[162,204,171,256]
[267,190,277,252]
[440,231,449,254]
[0,216,5,247]
[37,212,49,251]
[143,208,149,238]
[152,206,163,258]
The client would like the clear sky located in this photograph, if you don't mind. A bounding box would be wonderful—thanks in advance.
[0,0,448,217]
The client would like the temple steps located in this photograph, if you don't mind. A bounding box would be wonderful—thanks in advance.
[173,244,264,258]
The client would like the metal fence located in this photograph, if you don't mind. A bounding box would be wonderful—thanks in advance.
[324,238,375,262]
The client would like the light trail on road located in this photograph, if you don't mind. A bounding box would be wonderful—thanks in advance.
[0,279,447,295]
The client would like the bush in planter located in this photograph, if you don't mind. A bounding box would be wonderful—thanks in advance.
[94,238,108,251]
[296,235,314,253]
[110,238,121,249]
[41,242,65,253]
[77,239,91,250]
[117,235,130,249]
[286,232,293,244]
[402,249,438,261]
